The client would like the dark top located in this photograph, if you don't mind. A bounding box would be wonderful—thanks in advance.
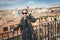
[14,14,36,34]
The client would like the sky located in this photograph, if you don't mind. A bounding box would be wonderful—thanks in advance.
[0,0,60,10]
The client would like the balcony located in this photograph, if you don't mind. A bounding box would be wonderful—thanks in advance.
[0,18,60,40]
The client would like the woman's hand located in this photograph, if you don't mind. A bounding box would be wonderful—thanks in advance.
[27,13,30,16]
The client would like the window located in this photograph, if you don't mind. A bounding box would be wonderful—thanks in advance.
[3,27,8,32]
[40,18,43,20]
[10,25,15,30]
[44,17,47,20]
[51,18,52,20]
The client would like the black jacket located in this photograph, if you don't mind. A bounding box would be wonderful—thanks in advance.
[14,14,36,34]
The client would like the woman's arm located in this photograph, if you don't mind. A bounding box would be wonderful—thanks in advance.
[28,14,36,22]
[14,18,23,31]
[14,24,21,31]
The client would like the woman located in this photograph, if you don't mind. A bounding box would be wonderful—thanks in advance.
[13,9,36,40]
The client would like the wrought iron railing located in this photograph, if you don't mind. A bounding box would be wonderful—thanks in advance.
[0,18,60,40]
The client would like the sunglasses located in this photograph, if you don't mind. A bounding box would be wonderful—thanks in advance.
[22,13,27,14]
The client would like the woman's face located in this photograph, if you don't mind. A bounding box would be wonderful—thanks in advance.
[22,10,27,17]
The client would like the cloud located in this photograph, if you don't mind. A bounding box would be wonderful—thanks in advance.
[51,1,60,5]
[27,1,35,4]
[0,1,18,4]
[0,0,21,4]
[47,1,60,7]
[0,0,60,10]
